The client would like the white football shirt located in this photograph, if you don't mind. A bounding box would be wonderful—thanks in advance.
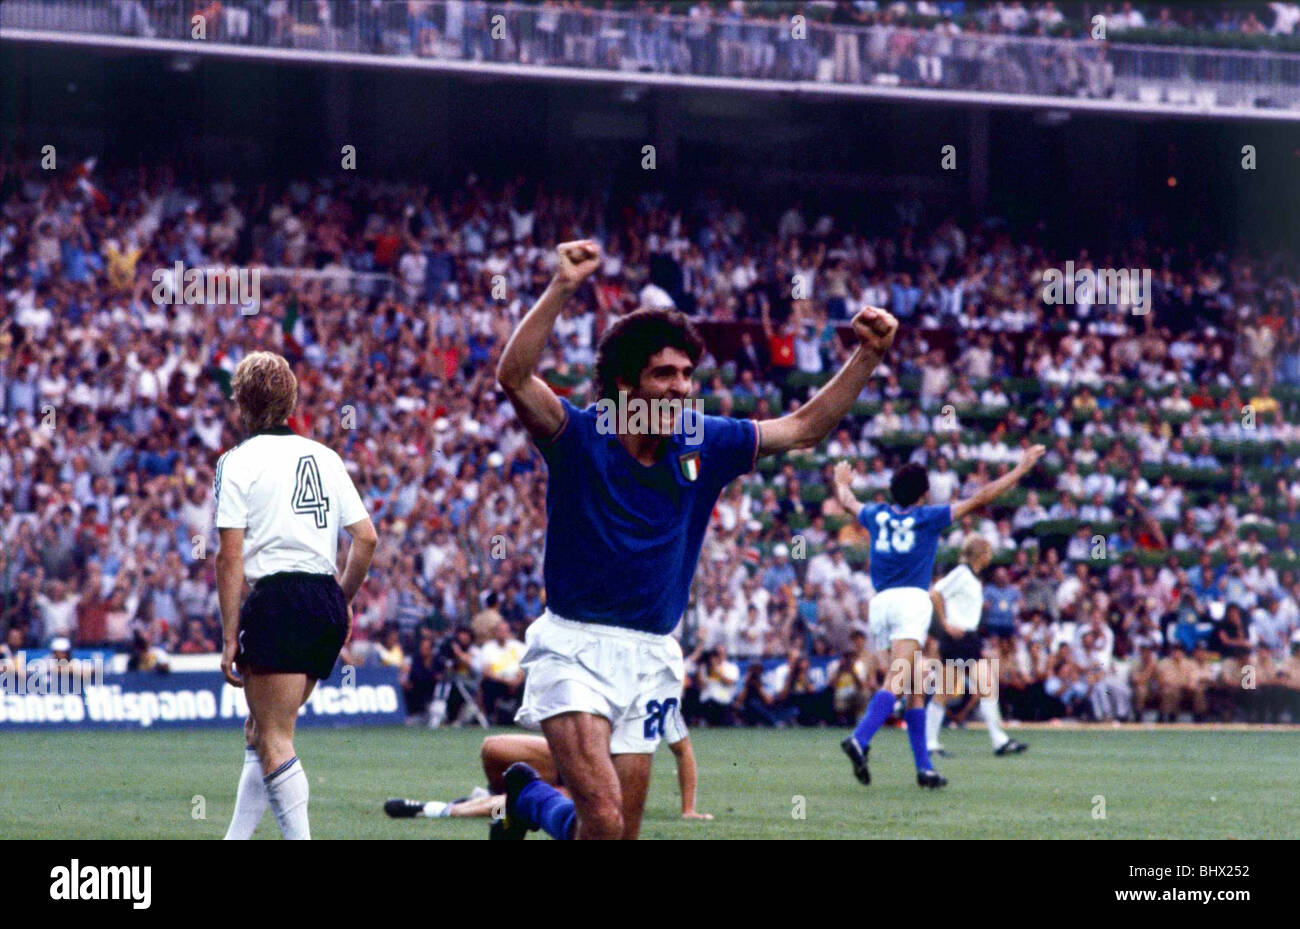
[933,563,984,633]
[214,427,368,582]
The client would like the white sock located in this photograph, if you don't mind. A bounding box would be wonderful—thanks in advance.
[264,756,311,840]
[925,700,945,750]
[223,747,268,840]
[979,696,1010,749]
[421,801,450,819]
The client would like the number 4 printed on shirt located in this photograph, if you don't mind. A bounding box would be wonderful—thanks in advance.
[292,455,330,529]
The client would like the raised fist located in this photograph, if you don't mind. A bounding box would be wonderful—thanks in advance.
[851,306,898,355]
[555,240,601,288]
[1018,444,1046,472]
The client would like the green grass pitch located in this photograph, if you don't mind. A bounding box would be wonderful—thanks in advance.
[4,726,1298,839]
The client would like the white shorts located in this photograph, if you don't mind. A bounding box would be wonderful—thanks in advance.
[868,587,933,644]
[515,611,686,755]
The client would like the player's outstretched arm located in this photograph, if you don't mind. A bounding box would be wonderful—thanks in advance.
[950,444,1045,523]
[756,306,898,457]
[831,460,865,522]
[495,240,601,443]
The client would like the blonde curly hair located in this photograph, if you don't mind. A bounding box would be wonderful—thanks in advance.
[231,351,297,434]
[960,535,993,566]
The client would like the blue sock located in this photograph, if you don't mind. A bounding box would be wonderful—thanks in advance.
[904,707,933,772]
[515,779,576,840]
[851,689,897,750]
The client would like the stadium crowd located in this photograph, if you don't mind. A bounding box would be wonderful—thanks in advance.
[87,1,1300,103]
[2,157,1299,727]
[109,1,1300,47]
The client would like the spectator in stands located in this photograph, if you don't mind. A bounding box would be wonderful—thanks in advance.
[772,648,834,726]
[831,630,874,724]
[0,151,1295,731]
[476,619,525,724]
[1044,642,1089,717]
[983,566,1021,639]
[375,627,406,668]
[177,618,217,655]
[1155,644,1208,721]
[1080,615,1131,720]
[431,625,481,726]
[471,592,505,644]
[736,660,782,727]
[697,646,739,726]
[401,632,442,723]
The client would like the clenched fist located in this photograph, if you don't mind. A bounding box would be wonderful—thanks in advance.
[1017,444,1046,473]
[555,240,601,289]
[851,305,899,356]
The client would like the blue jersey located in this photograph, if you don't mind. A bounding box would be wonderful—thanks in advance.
[857,503,952,592]
[538,399,759,635]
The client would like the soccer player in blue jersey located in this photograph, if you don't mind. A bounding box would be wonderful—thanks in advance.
[832,444,1043,788]
[494,240,899,839]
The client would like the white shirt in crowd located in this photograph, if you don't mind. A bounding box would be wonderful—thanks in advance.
[928,467,960,504]
[806,551,852,592]
[37,594,79,639]
[214,428,368,582]
[476,636,527,679]
[638,282,675,309]
[701,659,740,704]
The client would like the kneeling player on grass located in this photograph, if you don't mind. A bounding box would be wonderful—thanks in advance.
[833,444,1042,789]
[384,721,713,827]
[216,352,378,840]
[925,536,1028,758]
[494,240,898,839]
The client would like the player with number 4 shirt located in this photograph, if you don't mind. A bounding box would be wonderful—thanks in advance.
[214,351,378,840]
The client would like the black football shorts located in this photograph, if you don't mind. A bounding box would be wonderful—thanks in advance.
[237,572,348,681]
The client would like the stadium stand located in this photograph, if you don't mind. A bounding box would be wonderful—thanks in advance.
[2,150,1298,727]
[6,2,1300,113]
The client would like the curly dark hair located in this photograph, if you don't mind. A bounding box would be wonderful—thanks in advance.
[890,462,930,507]
[594,309,705,401]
